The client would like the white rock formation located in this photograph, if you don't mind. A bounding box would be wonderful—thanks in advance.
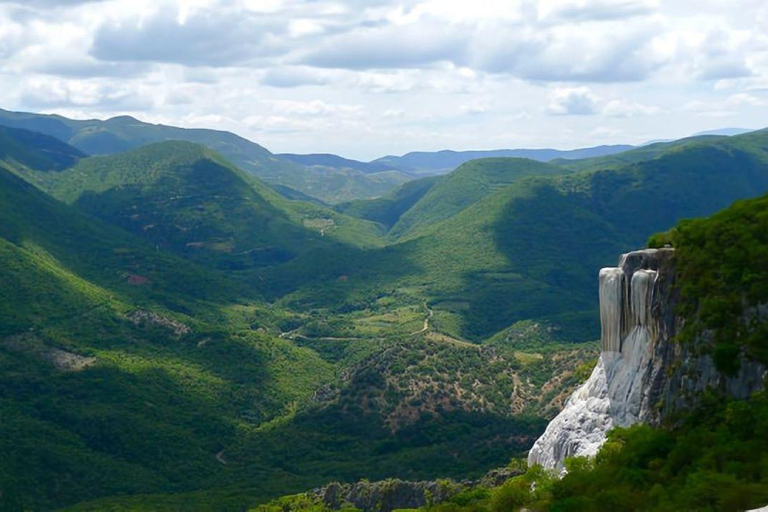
[527,252,661,470]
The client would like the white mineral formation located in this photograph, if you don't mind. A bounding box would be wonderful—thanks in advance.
[527,252,660,470]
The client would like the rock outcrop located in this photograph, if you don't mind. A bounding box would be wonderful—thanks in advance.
[310,467,524,512]
[528,248,766,470]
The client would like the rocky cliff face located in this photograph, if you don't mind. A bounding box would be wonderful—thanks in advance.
[528,248,766,470]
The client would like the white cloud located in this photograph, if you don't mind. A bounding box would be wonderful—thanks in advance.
[547,87,599,115]
[603,99,660,117]
[537,0,659,23]
[0,0,766,158]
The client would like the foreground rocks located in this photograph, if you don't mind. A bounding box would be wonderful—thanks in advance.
[310,467,523,512]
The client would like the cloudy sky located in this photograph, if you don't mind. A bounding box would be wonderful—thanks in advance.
[1,0,766,159]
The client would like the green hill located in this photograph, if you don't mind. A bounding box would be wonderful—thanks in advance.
[0,144,338,509]
[388,158,567,239]
[12,140,385,271]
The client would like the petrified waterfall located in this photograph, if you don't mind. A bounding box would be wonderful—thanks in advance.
[527,247,766,471]
[527,249,668,470]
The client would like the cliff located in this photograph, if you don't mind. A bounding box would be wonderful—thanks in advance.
[528,248,767,470]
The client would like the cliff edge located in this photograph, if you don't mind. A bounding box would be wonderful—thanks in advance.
[528,248,766,470]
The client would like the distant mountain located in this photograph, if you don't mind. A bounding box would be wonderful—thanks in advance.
[552,132,766,173]
[0,108,405,204]
[279,153,396,174]
[0,125,84,172]
[372,145,634,175]
[692,127,755,137]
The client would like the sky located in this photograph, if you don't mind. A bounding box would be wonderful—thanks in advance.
[0,0,767,160]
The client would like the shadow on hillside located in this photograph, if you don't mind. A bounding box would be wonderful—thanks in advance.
[257,237,427,311]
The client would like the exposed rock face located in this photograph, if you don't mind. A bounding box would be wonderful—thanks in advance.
[128,310,190,337]
[528,248,766,470]
[1,333,97,372]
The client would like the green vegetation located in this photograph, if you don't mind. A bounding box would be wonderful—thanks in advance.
[388,158,566,239]
[650,193,768,374]
[336,176,439,229]
[0,125,84,172]
[3,113,768,511]
[291,131,768,342]
[12,140,385,270]
[369,394,768,512]
[0,131,596,510]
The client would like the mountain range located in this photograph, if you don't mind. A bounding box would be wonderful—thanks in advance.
[1,109,768,510]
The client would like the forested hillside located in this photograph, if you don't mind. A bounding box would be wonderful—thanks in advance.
[2,118,768,511]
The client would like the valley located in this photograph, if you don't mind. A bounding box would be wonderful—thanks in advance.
[1,110,768,511]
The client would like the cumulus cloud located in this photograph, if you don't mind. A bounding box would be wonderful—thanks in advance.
[547,87,599,115]
[0,0,766,158]
[547,88,660,117]
[19,78,154,111]
[300,19,466,70]
[90,4,286,67]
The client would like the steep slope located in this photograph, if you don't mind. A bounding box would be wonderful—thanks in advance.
[0,109,404,203]
[0,127,361,511]
[0,141,344,508]
[373,145,634,175]
[336,176,440,229]
[0,158,242,305]
[53,141,320,269]
[388,158,567,239]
